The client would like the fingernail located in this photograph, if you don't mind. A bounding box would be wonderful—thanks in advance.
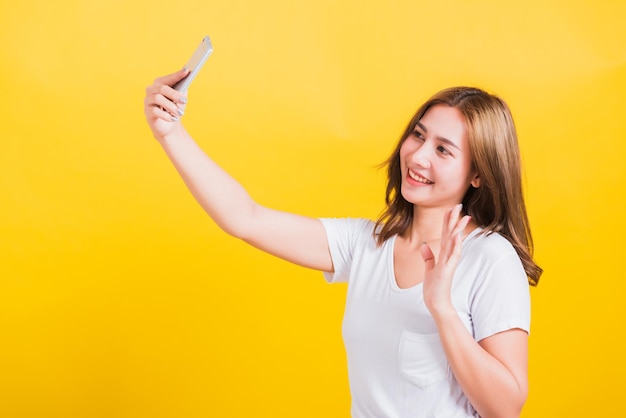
[171,116,179,122]
[177,108,184,116]
[180,96,188,104]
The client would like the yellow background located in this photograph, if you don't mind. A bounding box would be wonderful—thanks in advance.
[1,0,625,416]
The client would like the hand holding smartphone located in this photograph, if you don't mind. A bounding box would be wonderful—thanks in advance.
[172,36,213,93]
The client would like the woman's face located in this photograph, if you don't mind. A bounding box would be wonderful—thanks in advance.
[399,105,480,210]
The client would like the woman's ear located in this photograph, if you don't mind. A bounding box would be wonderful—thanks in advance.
[470,173,481,188]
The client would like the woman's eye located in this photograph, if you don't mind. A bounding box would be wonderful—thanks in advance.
[437,145,450,155]
[413,130,424,140]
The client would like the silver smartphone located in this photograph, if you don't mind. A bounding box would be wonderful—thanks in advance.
[172,36,213,93]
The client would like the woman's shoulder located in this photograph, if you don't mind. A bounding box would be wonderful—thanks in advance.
[461,228,528,288]
[318,217,382,254]
[463,228,518,260]
[319,217,377,238]
[320,216,375,228]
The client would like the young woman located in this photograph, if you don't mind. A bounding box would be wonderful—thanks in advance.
[144,69,542,418]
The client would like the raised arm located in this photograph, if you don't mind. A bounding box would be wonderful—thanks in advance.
[144,70,333,272]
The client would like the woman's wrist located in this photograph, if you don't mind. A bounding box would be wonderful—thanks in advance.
[158,124,188,145]
[429,303,458,325]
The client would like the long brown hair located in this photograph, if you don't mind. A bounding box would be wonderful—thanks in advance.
[375,87,542,285]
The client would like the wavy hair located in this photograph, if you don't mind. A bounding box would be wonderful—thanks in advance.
[375,87,542,285]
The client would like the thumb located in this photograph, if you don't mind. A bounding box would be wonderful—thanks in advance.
[157,68,190,88]
[420,242,436,272]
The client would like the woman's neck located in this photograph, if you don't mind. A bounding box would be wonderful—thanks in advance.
[402,204,477,248]
[402,206,449,248]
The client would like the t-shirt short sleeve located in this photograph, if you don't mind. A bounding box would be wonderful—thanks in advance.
[467,244,531,342]
[319,218,373,284]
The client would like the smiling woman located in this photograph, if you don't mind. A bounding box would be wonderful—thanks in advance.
[144,70,541,417]
[377,87,542,286]
[399,105,479,210]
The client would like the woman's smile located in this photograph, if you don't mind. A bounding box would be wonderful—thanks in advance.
[407,169,434,185]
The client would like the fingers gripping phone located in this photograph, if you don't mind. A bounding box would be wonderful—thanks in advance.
[172,36,213,93]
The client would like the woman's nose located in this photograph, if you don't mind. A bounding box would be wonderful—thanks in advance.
[411,146,431,168]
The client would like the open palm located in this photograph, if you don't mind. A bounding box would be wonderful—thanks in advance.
[421,204,472,316]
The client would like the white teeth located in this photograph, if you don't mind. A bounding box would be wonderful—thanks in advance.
[408,171,433,184]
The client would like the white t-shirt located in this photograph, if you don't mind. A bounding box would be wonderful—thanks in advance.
[320,218,530,418]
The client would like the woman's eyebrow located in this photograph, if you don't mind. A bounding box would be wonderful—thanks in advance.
[416,121,461,150]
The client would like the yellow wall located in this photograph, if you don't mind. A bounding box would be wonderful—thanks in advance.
[1,0,625,416]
